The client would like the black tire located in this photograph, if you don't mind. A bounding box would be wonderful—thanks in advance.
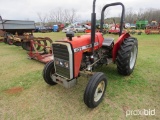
[13,42,22,46]
[43,60,57,85]
[84,72,107,108]
[7,38,13,45]
[22,42,31,51]
[4,38,7,43]
[116,37,138,75]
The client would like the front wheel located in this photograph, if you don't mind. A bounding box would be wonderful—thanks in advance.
[84,72,107,108]
[116,37,138,75]
[43,60,57,85]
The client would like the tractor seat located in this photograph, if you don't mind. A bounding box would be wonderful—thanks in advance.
[102,38,114,47]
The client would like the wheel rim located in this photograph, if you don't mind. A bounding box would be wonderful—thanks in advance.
[130,45,137,69]
[94,81,105,102]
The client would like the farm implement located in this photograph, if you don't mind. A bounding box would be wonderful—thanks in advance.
[0,18,35,46]
[145,21,160,34]
[0,30,4,42]
[108,19,121,34]
[27,37,53,63]
[0,37,3,42]
[43,0,138,108]
[0,17,53,63]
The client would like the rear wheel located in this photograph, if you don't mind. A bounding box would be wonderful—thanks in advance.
[84,72,107,108]
[116,37,138,75]
[43,60,57,85]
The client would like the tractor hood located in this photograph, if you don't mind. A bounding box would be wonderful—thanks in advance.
[56,32,104,53]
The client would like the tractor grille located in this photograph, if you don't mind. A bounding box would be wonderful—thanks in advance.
[52,43,70,78]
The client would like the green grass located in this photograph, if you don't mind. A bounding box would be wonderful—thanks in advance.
[0,32,159,120]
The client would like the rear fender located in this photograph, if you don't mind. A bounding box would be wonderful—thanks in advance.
[112,33,130,62]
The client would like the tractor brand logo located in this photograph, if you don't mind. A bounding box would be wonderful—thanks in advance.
[74,42,99,52]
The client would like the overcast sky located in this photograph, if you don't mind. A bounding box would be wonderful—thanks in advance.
[0,0,159,22]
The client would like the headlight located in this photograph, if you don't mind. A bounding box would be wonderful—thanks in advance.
[55,58,69,68]
[64,61,69,68]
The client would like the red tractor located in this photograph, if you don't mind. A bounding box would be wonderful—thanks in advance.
[43,0,138,108]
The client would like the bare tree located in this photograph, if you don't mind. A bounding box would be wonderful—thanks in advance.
[98,5,110,20]
[49,8,79,24]
[124,7,160,24]
[144,8,160,22]
[37,12,48,26]
[125,8,137,23]
[68,9,76,23]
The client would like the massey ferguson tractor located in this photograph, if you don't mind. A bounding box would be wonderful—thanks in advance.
[43,0,138,108]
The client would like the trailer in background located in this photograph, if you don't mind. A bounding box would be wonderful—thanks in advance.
[0,17,35,46]
[0,16,53,63]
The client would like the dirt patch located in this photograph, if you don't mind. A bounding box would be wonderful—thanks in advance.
[5,87,23,94]
[122,105,129,113]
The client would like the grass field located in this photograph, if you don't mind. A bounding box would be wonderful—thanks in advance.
[0,32,159,120]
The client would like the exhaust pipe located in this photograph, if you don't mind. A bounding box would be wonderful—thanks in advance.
[91,0,96,60]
